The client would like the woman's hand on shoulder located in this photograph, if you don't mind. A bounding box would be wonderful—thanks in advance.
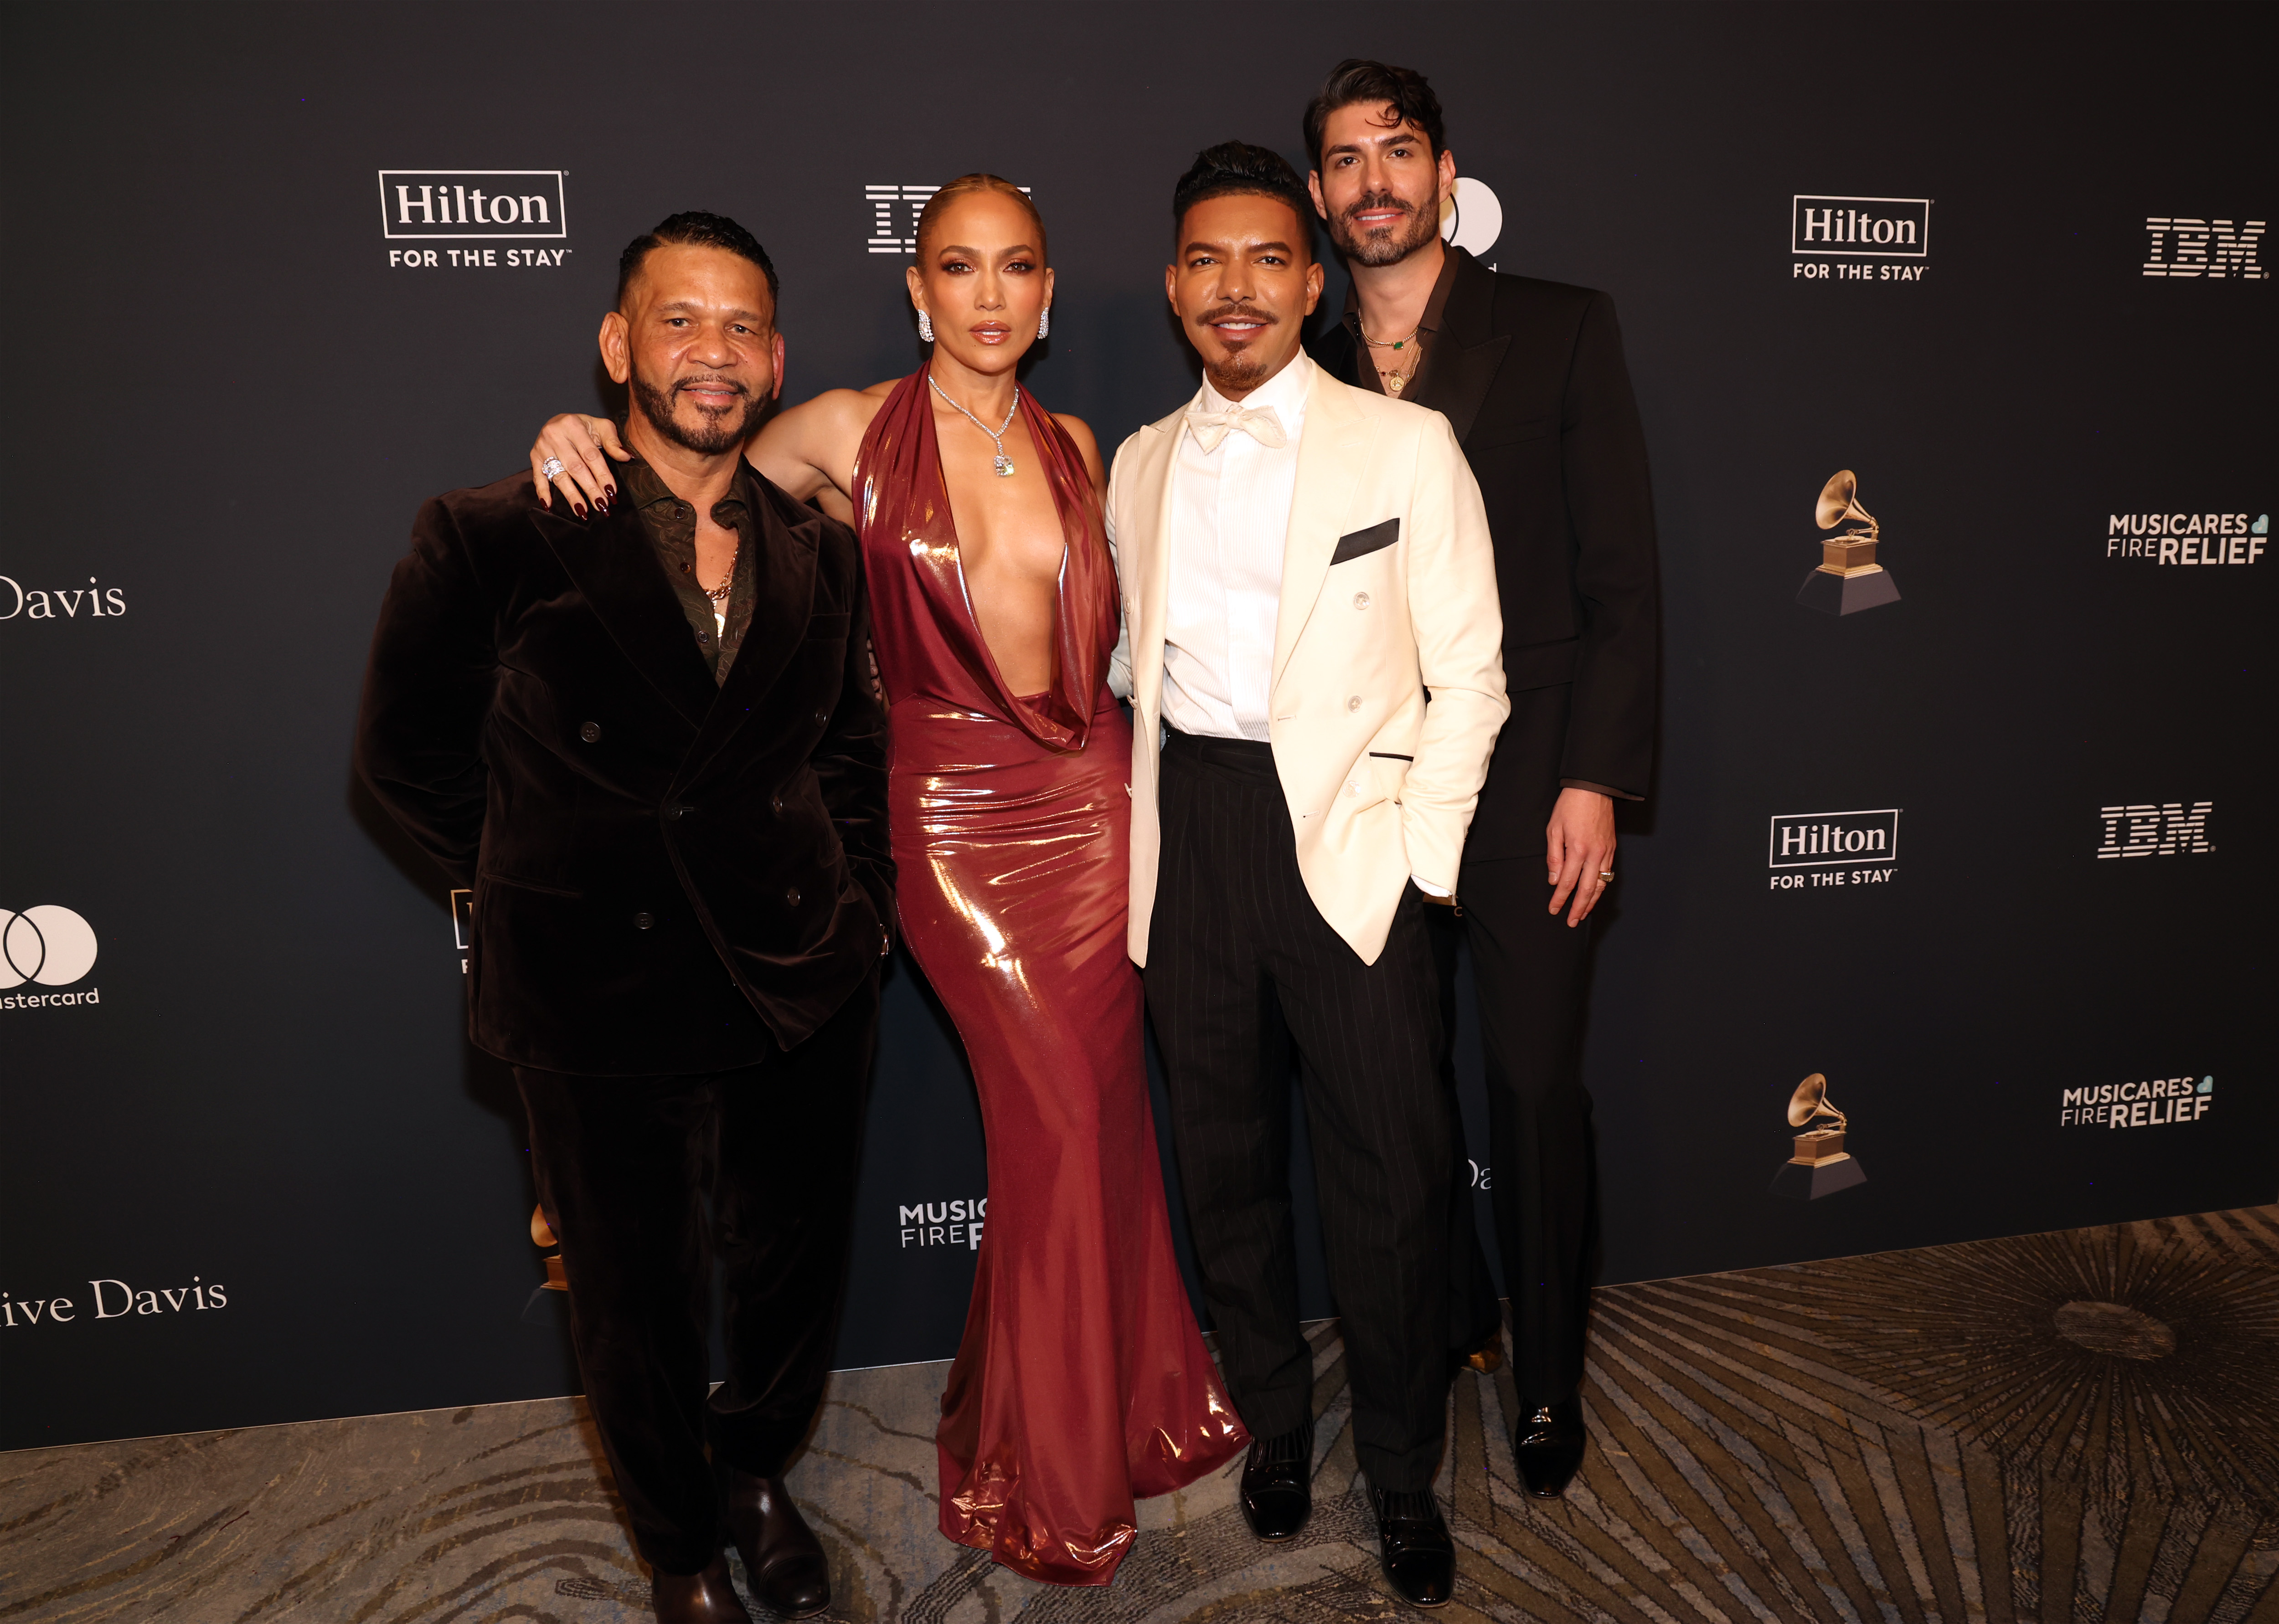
[531,415,629,514]
[1053,412,1107,494]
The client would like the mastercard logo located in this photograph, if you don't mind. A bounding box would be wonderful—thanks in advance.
[0,906,99,988]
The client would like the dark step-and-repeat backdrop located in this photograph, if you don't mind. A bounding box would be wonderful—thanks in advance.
[2,3,2269,1451]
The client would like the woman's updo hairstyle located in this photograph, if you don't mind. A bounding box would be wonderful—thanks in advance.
[914,174,1049,264]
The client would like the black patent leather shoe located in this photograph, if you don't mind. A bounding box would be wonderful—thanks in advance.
[723,1470,830,1619]
[650,1553,753,1624]
[1371,1485,1455,1609]
[1513,1397,1587,1499]
[1238,1422,1314,1542]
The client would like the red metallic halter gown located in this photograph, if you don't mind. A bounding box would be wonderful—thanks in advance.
[853,370,1248,1585]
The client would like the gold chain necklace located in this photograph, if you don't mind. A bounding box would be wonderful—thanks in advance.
[1359,317,1424,394]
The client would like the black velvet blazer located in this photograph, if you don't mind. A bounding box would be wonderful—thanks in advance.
[1312,249,1660,859]
[355,465,892,1073]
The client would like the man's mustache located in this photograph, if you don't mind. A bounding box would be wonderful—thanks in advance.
[1197,302,1276,329]
[1342,189,1415,226]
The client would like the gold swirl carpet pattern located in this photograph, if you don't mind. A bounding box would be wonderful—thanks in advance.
[4,1205,2274,1622]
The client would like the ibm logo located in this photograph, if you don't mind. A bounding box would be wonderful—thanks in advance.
[1792,196,1929,257]
[379,171,567,239]
[1769,809,1901,869]
[2097,802,2214,858]
[2142,218,2265,279]
[864,181,1031,255]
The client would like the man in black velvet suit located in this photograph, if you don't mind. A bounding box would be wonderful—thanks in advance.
[1304,62,1661,1500]
[356,213,888,1624]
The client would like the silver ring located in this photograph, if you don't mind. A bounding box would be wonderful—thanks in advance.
[541,457,567,481]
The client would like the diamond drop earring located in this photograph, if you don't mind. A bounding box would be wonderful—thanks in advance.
[918,310,934,343]
[1037,308,1051,341]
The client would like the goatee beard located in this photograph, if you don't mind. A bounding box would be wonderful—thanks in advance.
[632,372,761,455]
[1331,188,1441,268]
[1204,346,1271,397]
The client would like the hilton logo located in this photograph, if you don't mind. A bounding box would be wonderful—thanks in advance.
[2141,218,2265,279]
[865,182,1030,254]
[1791,195,1930,282]
[1767,810,1900,890]
[379,171,566,237]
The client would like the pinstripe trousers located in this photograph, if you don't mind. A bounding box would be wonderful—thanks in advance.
[1143,729,1456,1491]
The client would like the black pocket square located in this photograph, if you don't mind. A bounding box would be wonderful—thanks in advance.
[1330,518,1399,565]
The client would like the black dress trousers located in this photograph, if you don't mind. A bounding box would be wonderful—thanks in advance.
[1438,851,1600,1409]
[515,971,878,1575]
[1144,730,1456,1492]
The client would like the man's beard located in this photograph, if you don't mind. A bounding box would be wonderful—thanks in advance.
[1329,188,1441,268]
[632,370,762,455]
[1200,303,1276,395]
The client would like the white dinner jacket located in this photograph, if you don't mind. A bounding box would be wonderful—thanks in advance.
[1107,364,1508,966]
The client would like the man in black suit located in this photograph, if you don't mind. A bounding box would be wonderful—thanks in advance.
[1304,62,1661,1500]
[356,213,890,1624]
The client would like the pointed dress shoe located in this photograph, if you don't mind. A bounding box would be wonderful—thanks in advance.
[1513,1397,1588,1499]
[1238,1422,1315,1542]
[724,1470,832,1619]
[650,1552,753,1624]
[1371,1485,1456,1609]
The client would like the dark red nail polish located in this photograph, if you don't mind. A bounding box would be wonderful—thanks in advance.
[573,503,587,518]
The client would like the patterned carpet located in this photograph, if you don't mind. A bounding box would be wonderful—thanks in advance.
[5,1206,2274,1623]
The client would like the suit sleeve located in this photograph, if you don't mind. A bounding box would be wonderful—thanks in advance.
[814,552,896,944]
[1102,447,1133,701]
[354,498,498,889]
[1557,291,1660,799]
[1402,413,1511,893]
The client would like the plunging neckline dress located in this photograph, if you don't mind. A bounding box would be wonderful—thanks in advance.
[851,369,1248,1585]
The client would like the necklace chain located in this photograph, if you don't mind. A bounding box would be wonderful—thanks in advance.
[928,373,1021,477]
[701,535,738,603]
[1360,316,1424,393]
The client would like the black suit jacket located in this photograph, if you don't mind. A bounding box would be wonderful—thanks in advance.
[1310,249,1659,860]
[355,466,892,1072]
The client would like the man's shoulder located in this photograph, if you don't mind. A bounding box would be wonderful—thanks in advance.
[1313,367,1452,443]
[748,467,858,560]
[426,467,548,536]
[1468,261,1611,331]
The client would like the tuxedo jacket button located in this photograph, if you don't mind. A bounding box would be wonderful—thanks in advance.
[1347,695,1362,712]
[1353,591,1371,609]
[785,886,802,907]
[578,721,602,743]
[633,911,655,930]
[771,793,785,815]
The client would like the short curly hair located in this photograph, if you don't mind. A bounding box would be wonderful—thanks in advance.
[1170,141,1313,252]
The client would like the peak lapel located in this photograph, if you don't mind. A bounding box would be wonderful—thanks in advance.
[1431,251,1510,448]
[532,503,717,729]
[1129,393,1198,714]
[1273,373,1373,689]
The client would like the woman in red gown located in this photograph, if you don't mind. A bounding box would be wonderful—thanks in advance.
[530,177,1246,1585]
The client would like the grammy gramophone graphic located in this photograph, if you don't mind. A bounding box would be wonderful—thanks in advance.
[1768,1072,1869,1199]
[1798,470,1902,616]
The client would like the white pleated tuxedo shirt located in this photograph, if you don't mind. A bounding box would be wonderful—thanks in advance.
[1160,352,1313,743]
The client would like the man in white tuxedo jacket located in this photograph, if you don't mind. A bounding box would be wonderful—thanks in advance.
[1105,143,1506,1610]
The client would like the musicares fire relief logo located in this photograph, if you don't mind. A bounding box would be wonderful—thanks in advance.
[2141,218,2265,279]
[2096,802,2214,858]
[1,575,126,621]
[1791,195,1930,282]
[379,170,574,272]
[1,905,99,1010]
[2104,511,2267,565]
[1767,810,1900,891]
[900,1196,987,1251]
[2060,1074,2214,1130]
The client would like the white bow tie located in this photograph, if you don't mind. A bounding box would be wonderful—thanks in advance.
[1185,402,1288,452]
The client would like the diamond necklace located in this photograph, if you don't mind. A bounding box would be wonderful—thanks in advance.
[927,373,1021,477]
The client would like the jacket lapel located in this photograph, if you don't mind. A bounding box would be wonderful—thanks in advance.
[1430,249,1511,449]
[531,503,717,730]
[677,481,819,786]
[1273,370,1372,689]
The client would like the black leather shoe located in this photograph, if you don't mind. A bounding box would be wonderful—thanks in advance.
[724,1470,830,1619]
[650,1553,753,1624]
[1371,1485,1455,1609]
[1513,1398,1587,1499]
[1238,1422,1314,1542]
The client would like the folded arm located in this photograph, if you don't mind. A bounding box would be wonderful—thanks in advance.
[354,499,499,888]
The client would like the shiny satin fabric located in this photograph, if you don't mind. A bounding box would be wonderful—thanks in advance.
[854,370,1248,1585]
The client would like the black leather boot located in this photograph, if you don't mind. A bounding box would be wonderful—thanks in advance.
[1512,1397,1587,1499]
[650,1553,753,1624]
[1370,1485,1455,1609]
[723,1470,830,1619]
[1238,1421,1314,1542]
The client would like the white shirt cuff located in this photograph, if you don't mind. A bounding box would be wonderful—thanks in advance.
[1411,875,1452,898]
